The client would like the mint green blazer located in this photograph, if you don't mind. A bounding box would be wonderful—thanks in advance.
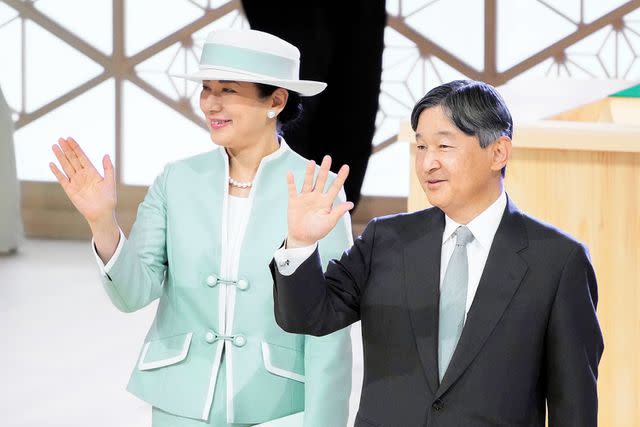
[101,142,352,425]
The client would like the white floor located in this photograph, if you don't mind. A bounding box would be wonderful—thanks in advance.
[0,239,363,427]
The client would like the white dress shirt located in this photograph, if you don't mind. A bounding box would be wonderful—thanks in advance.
[274,192,507,318]
[441,192,506,317]
[274,243,318,276]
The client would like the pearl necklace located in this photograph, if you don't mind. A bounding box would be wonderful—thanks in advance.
[228,176,253,188]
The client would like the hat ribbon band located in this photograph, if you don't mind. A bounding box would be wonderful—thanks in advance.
[200,43,296,80]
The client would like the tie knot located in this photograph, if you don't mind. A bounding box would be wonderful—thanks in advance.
[455,226,474,247]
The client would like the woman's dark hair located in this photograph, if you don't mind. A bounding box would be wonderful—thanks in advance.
[410,79,512,176]
[255,83,303,133]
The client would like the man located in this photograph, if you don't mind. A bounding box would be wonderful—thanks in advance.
[271,80,604,426]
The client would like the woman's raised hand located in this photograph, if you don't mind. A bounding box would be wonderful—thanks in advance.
[286,155,354,248]
[49,137,116,226]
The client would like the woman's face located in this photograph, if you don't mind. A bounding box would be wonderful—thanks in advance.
[199,80,277,148]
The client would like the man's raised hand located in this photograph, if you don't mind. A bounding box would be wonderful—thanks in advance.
[286,155,354,248]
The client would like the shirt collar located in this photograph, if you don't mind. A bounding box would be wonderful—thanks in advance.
[442,191,507,249]
[220,136,290,164]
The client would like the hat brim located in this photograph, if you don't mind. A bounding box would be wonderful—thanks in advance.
[172,68,326,97]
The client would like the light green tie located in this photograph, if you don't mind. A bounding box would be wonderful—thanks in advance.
[438,226,474,382]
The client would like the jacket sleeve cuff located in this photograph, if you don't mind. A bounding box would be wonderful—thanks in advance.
[91,228,126,277]
[273,242,318,276]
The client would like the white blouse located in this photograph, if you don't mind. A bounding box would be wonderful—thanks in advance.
[220,194,251,338]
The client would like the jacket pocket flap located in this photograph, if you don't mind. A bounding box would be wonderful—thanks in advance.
[138,332,193,371]
[261,341,305,383]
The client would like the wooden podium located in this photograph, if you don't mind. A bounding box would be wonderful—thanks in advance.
[405,80,640,426]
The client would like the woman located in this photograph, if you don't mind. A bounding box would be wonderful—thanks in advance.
[49,29,353,426]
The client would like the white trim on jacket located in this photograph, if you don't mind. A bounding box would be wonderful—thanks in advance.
[261,342,306,383]
[137,333,193,371]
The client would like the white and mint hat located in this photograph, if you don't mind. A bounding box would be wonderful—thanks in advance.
[177,29,326,96]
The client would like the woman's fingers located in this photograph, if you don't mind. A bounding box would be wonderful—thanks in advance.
[301,160,315,193]
[67,137,96,172]
[59,138,83,173]
[52,142,77,177]
[314,155,331,193]
[102,154,114,183]
[49,162,69,189]
[49,163,75,194]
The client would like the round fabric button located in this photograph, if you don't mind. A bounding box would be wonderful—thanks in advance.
[206,275,217,287]
[233,335,247,347]
[236,279,249,291]
[205,331,216,343]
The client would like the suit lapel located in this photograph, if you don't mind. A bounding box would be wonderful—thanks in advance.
[402,209,445,395]
[436,198,529,398]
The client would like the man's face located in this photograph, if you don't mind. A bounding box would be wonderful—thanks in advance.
[414,106,502,223]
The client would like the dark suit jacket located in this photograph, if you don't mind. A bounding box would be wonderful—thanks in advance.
[271,198,604,427]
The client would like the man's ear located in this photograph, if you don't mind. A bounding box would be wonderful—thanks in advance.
[491,135,511,173]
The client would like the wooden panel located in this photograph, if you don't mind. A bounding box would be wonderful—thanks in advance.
[549,97,640,126]
[352,196,407,224]
[20,182,404,241]
[512,121,640,153]
[20,182,146,239]
[549,98,613,123]
[506,148,640,427]
[609,97,640,125]
[352,195,407,239]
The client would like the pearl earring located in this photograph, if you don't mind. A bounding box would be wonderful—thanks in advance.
[267,110,276,119]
